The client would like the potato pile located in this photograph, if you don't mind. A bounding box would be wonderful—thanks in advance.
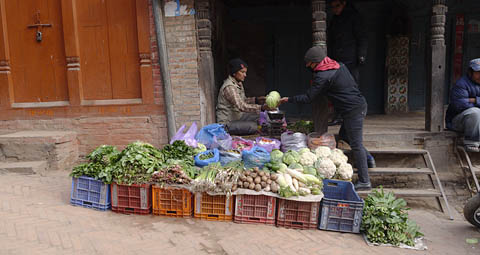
[235,167,279,193]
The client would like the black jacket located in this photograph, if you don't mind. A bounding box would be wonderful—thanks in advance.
[290,63,366,115]
[327,4,368,67]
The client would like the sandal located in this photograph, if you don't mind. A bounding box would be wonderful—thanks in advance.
[465,144,480,153]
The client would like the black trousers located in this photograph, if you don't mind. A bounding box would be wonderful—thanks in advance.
[338,104,370,183]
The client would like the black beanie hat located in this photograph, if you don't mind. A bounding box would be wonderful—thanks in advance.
[304,46,327,63]
[229,58,248,75]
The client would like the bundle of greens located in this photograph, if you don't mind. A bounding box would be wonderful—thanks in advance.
[70,145,120,183]
[287,120,314,134]
[361,188,423,247]
[151,164,193,185]
[213,161,243,195]
[112,141,164,185]
[161,140,196,166]
[191,163,222,193]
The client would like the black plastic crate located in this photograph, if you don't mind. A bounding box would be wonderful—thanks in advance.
[318,179,364,233]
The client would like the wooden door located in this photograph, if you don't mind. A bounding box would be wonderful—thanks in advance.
[5,0,68,103]
[76,0,141,100]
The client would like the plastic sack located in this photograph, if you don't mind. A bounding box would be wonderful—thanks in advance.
[255,137,281,152]
[280,131,307,152]
[307,132,336,150]
[195,123,229,149]
[219,150,242,166]
[170,122,198,147]
[194,148,220,167]
[232,137,254,151]
[242,146,271,169]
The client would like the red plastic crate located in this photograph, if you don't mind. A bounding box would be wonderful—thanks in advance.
[152,185,193,217]
[194,193,234,221]
[276,199,320,230]
[234,195,276,225]
[111,183,152,215]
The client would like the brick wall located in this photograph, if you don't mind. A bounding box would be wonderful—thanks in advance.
[0,0,169,157]
[163,2,202,130]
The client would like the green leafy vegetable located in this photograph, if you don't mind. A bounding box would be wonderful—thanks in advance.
[361,187,423,247]
[287,120,314,134]
[70,145,120,183]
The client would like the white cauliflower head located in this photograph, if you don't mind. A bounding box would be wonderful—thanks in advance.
[314,146,332,159]
[337,162,353,180]
[314,158,336,179]
[329,149,348,167]
[299,151,317,167]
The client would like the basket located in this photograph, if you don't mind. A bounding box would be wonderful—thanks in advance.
[276,199,320,230]
[152,185,193,217]
[70,176,110,211]
[194,193,234,221]
[111,183,152,215]
[319,179,364,233]
[234,195,276,225]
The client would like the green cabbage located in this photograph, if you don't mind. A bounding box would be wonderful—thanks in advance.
[283,150,300,165]
[270,149,284,164]
[303,166,317,176]
[266,91,281,108]
[298,148,311,155]
[289,162,303,171]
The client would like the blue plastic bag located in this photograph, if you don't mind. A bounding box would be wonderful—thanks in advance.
[170,122,198,147]
[242,146,271,169]
[219,150,242,166]
[194,148,220,167]
[195,124,231,149]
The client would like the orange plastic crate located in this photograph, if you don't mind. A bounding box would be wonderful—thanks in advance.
[111,183,152,215]
[152,186,193,217]
[234,195,276,225]
[276,199,320,230]
[194,193,234,221]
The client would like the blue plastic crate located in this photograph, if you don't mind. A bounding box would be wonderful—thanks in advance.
[70,176,111,211]
[318,179,364,233]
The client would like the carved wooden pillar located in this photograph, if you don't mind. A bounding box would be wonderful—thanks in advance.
[196,0,215,126]
[426,0,448,132]
[136,0,154,104]
[61,0,83,106]
[311,0,329,134]
[0,0,13,108]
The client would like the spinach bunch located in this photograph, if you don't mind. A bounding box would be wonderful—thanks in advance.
[70,145,119,183]
[361,188,423,247]
[112,141,164,185]
[161,140,196,165]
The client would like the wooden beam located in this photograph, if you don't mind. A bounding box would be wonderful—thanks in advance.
[0,0,13,108]
[61,0,84,106]
[136,0,154,105]
[426,0,448,132]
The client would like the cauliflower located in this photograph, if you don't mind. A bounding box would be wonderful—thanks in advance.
[299,151,317,167]
[314,158,336,179]
[337,162,353,180]
[314,146,332,159]
[329,148,348,167]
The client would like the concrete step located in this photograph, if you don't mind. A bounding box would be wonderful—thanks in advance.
[354,167,433,175]
[345,148,428,155]
[0,131,78,171]
[357,188,441,198]
[0,161,47,175]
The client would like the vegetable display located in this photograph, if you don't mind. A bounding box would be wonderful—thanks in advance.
[151,164,193,185]
[70,145,120,183]
[266,91,281,109]
[238,167,279,193]
[287,120,314,134]
[362,188,423,247]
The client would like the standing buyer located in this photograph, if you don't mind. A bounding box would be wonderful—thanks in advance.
[280,46,373,190]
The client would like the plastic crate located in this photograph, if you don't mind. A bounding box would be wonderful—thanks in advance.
[276,199,320,230]
[234,195,276,225]
[319,179,364,233]
[194,193,234,221]
[70,176,111,211]
[152,185,193,217]
[111,183,152,215]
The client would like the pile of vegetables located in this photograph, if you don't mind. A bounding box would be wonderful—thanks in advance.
[192,163,221,192]
[275,167,323,198]
[266,91,281,109]
[237,167,279,193]
[213,161,243,195]
[199,151,214,160]
[70,145,120,183]
[151,164,193,185]
[287,120,314,134]
[361,188,423,247]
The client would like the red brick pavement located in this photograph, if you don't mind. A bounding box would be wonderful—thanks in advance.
[0,172,479,255]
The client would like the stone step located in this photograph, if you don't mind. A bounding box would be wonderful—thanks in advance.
[354,167,433,175]
[0,161,47,175]
[344,148,428,155]
[357,188,441,197]
[0,131,78,171]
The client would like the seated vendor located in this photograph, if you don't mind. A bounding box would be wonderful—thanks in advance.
[216,58,272,135]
